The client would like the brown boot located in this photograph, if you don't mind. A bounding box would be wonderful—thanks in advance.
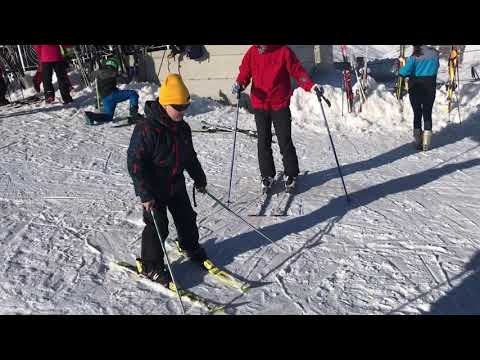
[423,130,432,151]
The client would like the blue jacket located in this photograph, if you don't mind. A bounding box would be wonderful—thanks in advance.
[399,46,439,78]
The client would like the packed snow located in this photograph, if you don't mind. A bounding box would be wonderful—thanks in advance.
[1,45,480,315]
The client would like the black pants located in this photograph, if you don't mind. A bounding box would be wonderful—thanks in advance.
[254,107,299,178]
[141,186,200,265]
[409,80,436,131]
[42,61,72,102]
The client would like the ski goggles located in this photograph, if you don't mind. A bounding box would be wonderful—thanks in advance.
[170,103,190,112]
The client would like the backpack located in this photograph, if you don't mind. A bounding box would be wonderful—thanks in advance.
[185,45,204,60]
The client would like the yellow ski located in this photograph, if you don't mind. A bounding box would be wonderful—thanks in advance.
[173,241,251,293]
[202,259,251,293]
[446,46,458,113]
[111,261,225,314]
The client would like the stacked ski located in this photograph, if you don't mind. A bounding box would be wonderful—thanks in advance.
[394,45,407,100]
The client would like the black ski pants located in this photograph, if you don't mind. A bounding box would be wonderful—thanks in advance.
[42,61,72,102]
[409,79,436,131]
[141,185,200,265]
[254,106,299,178]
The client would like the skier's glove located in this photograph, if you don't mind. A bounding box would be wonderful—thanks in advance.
[311,84,324,96]
[232,82,244,95]
[195,183,207,194]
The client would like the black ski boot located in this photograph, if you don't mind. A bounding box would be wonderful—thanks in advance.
[285,175,297,193]
[135,258,172,287]
[63,96,74,105]
[184,246,208,266]
[261,176,274,194]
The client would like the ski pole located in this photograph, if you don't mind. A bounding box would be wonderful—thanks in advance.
[314,88,351,203]
[156,47,167,79]
[226,92,241,204]
[205,190,285,252]
[150,209,186,315]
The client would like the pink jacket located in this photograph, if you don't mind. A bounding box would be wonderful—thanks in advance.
[33,45,72,63]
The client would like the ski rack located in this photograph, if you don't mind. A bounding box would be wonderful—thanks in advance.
[0,45,172,73]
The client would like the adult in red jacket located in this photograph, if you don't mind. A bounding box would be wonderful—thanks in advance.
[233,45,323,192]
[32,45,73,104]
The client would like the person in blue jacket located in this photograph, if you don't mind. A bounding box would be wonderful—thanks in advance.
[399,45,440,151]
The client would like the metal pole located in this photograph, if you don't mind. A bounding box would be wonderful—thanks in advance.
[227,92,241,204]
[315,88,351,203]
[156,48,167,81]
[205,190,285,252]
[17,45,26,73]
[150,209,186,315]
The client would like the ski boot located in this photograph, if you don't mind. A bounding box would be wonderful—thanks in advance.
[413,128,423,150]
[261,176,274,194]
[0,98,9,107]
[128,108,143,125]
[175,240,208,265]
[84,112,95,126]
[135,258,171,287]
[422,130,432,151]
[63,96,74,105]
[33,80,41,93]
[285,175,297,193]
[45,96,55,104]
[183,246,208,266]
[175,243,208,268]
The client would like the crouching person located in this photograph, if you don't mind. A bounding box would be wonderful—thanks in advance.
[126,73,208,286]
[85,57,139,125]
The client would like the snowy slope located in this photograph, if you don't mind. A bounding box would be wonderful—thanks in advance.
[1,46,480,314]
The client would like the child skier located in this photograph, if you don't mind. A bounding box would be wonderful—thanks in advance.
[85,57,140,125]
[127,73,208,286]
[232,45,323,193]
[399,45,440,151]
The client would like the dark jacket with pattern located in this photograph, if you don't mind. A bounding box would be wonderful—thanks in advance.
[127,101,207,203]
[89,66,128,99]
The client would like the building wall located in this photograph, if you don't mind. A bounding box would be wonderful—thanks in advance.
[141,45,332,104]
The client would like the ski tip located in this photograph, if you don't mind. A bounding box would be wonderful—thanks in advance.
[209,305,226,314]
[240,284,251,293]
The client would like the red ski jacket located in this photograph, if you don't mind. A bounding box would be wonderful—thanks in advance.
[236,45,314,111]
[33,45,72,63]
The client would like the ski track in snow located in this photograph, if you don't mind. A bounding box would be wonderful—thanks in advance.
[1,45,480,314]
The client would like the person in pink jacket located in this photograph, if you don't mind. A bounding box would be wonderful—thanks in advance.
[32,45,73,104]
[33,61,73,94]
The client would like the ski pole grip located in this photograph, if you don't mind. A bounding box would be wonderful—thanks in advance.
[315,88,331,107]
[322,95,331,108]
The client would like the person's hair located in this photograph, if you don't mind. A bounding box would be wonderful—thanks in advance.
[412,45,423,57]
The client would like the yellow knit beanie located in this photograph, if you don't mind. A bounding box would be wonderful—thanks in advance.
[159,73,190,106]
